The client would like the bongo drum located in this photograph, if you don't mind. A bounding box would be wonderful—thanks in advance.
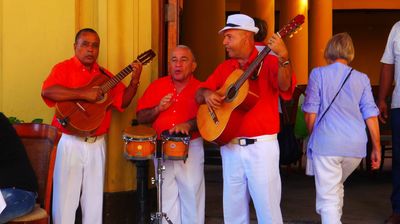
[161,130,191,161]
[123,125,156,160]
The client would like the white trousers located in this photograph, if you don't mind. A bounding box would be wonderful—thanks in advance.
[52,134,106,224]
[155,138,205,224]
[220,136,282,224]
[313,155,361,224]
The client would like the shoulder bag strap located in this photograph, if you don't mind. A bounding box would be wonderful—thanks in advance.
[315,68,354,127]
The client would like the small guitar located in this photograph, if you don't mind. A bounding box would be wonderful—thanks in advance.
[56,49,156,136]
[197,15,305,145]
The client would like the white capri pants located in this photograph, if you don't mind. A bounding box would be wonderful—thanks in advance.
[155,137,205,224]
[52,134,106,224]
[313,155,362,224]
[220,135,283,224]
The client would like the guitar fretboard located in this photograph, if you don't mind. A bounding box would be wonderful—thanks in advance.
[100,64,134,93]
[232,46,271,92]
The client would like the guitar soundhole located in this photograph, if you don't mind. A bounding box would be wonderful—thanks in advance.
[225,85,237,102]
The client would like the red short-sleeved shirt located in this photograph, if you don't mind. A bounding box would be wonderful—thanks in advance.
[136,75,200,139]
[198,48,296,137]
[42,56,126,136]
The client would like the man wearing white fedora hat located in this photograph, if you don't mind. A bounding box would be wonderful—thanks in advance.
[196,14,296,223]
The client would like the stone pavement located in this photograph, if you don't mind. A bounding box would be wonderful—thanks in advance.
[204,164,392,224]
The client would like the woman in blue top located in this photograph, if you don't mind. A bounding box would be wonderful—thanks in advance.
[303,32,381,224]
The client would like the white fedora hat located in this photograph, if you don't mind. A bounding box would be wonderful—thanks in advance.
[219,14,259,34]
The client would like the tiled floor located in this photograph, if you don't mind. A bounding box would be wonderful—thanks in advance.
[204,163,392,224]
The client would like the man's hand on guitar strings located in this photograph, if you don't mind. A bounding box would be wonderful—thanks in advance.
[204,90,225,110]
[83,87,104,102]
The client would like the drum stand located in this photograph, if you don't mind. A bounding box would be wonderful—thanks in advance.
[150,156,173,224]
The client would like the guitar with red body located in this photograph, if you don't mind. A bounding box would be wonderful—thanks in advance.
[197,15,305,145]
[55,49,155,136]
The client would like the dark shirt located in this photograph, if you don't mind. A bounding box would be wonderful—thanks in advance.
[0,112,38,193]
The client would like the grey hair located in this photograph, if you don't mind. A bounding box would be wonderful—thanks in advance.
[174,45,196,62]
[324,32,355,64]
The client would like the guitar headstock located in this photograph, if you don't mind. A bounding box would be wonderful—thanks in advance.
[277,14,305,39]
[137,49,156,65]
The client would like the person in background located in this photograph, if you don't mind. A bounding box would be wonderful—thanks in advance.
[0,112,38,223]
[136,45,205,224]
[303,32,381,224]
[196,14,296,224]
[379,20,400,224]
[253,17,268,52]
[41,28,142,224]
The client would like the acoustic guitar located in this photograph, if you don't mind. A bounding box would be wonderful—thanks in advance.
[197,15,305,145]
[55,49,156,136]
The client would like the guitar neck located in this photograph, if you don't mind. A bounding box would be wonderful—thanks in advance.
[100,64,134,93]
[234,46,272,89]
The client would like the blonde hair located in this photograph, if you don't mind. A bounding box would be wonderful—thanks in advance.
[324,32,355,64]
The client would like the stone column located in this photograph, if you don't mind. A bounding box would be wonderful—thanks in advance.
[309,0,332,70]
[280,0,308,84]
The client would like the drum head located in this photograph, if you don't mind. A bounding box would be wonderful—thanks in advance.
[123,125,156,139]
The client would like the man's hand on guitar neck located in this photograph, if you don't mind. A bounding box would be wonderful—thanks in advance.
[267,33,289,61]
[267,33,292,91]
[129,62,143,86]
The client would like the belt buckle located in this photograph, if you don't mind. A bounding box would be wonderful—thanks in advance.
[238,138,247,146]
[238,138,256,146]
[84,136,97,143]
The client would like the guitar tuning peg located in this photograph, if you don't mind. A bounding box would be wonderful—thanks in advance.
[289,34,294,38]
[294,30,298,34]
[299,27,303,31]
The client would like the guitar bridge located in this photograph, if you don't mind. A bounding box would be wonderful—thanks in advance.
[208,106,219,125]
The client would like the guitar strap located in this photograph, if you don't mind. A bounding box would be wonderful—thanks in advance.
[315,68,354,127]
[250,61,263,80]
[251,47,266,80]
[98,67,110,78]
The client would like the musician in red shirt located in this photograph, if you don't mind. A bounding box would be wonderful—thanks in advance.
[41,28,142,224]
[196,14,296,224]
[136,45,205,224]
